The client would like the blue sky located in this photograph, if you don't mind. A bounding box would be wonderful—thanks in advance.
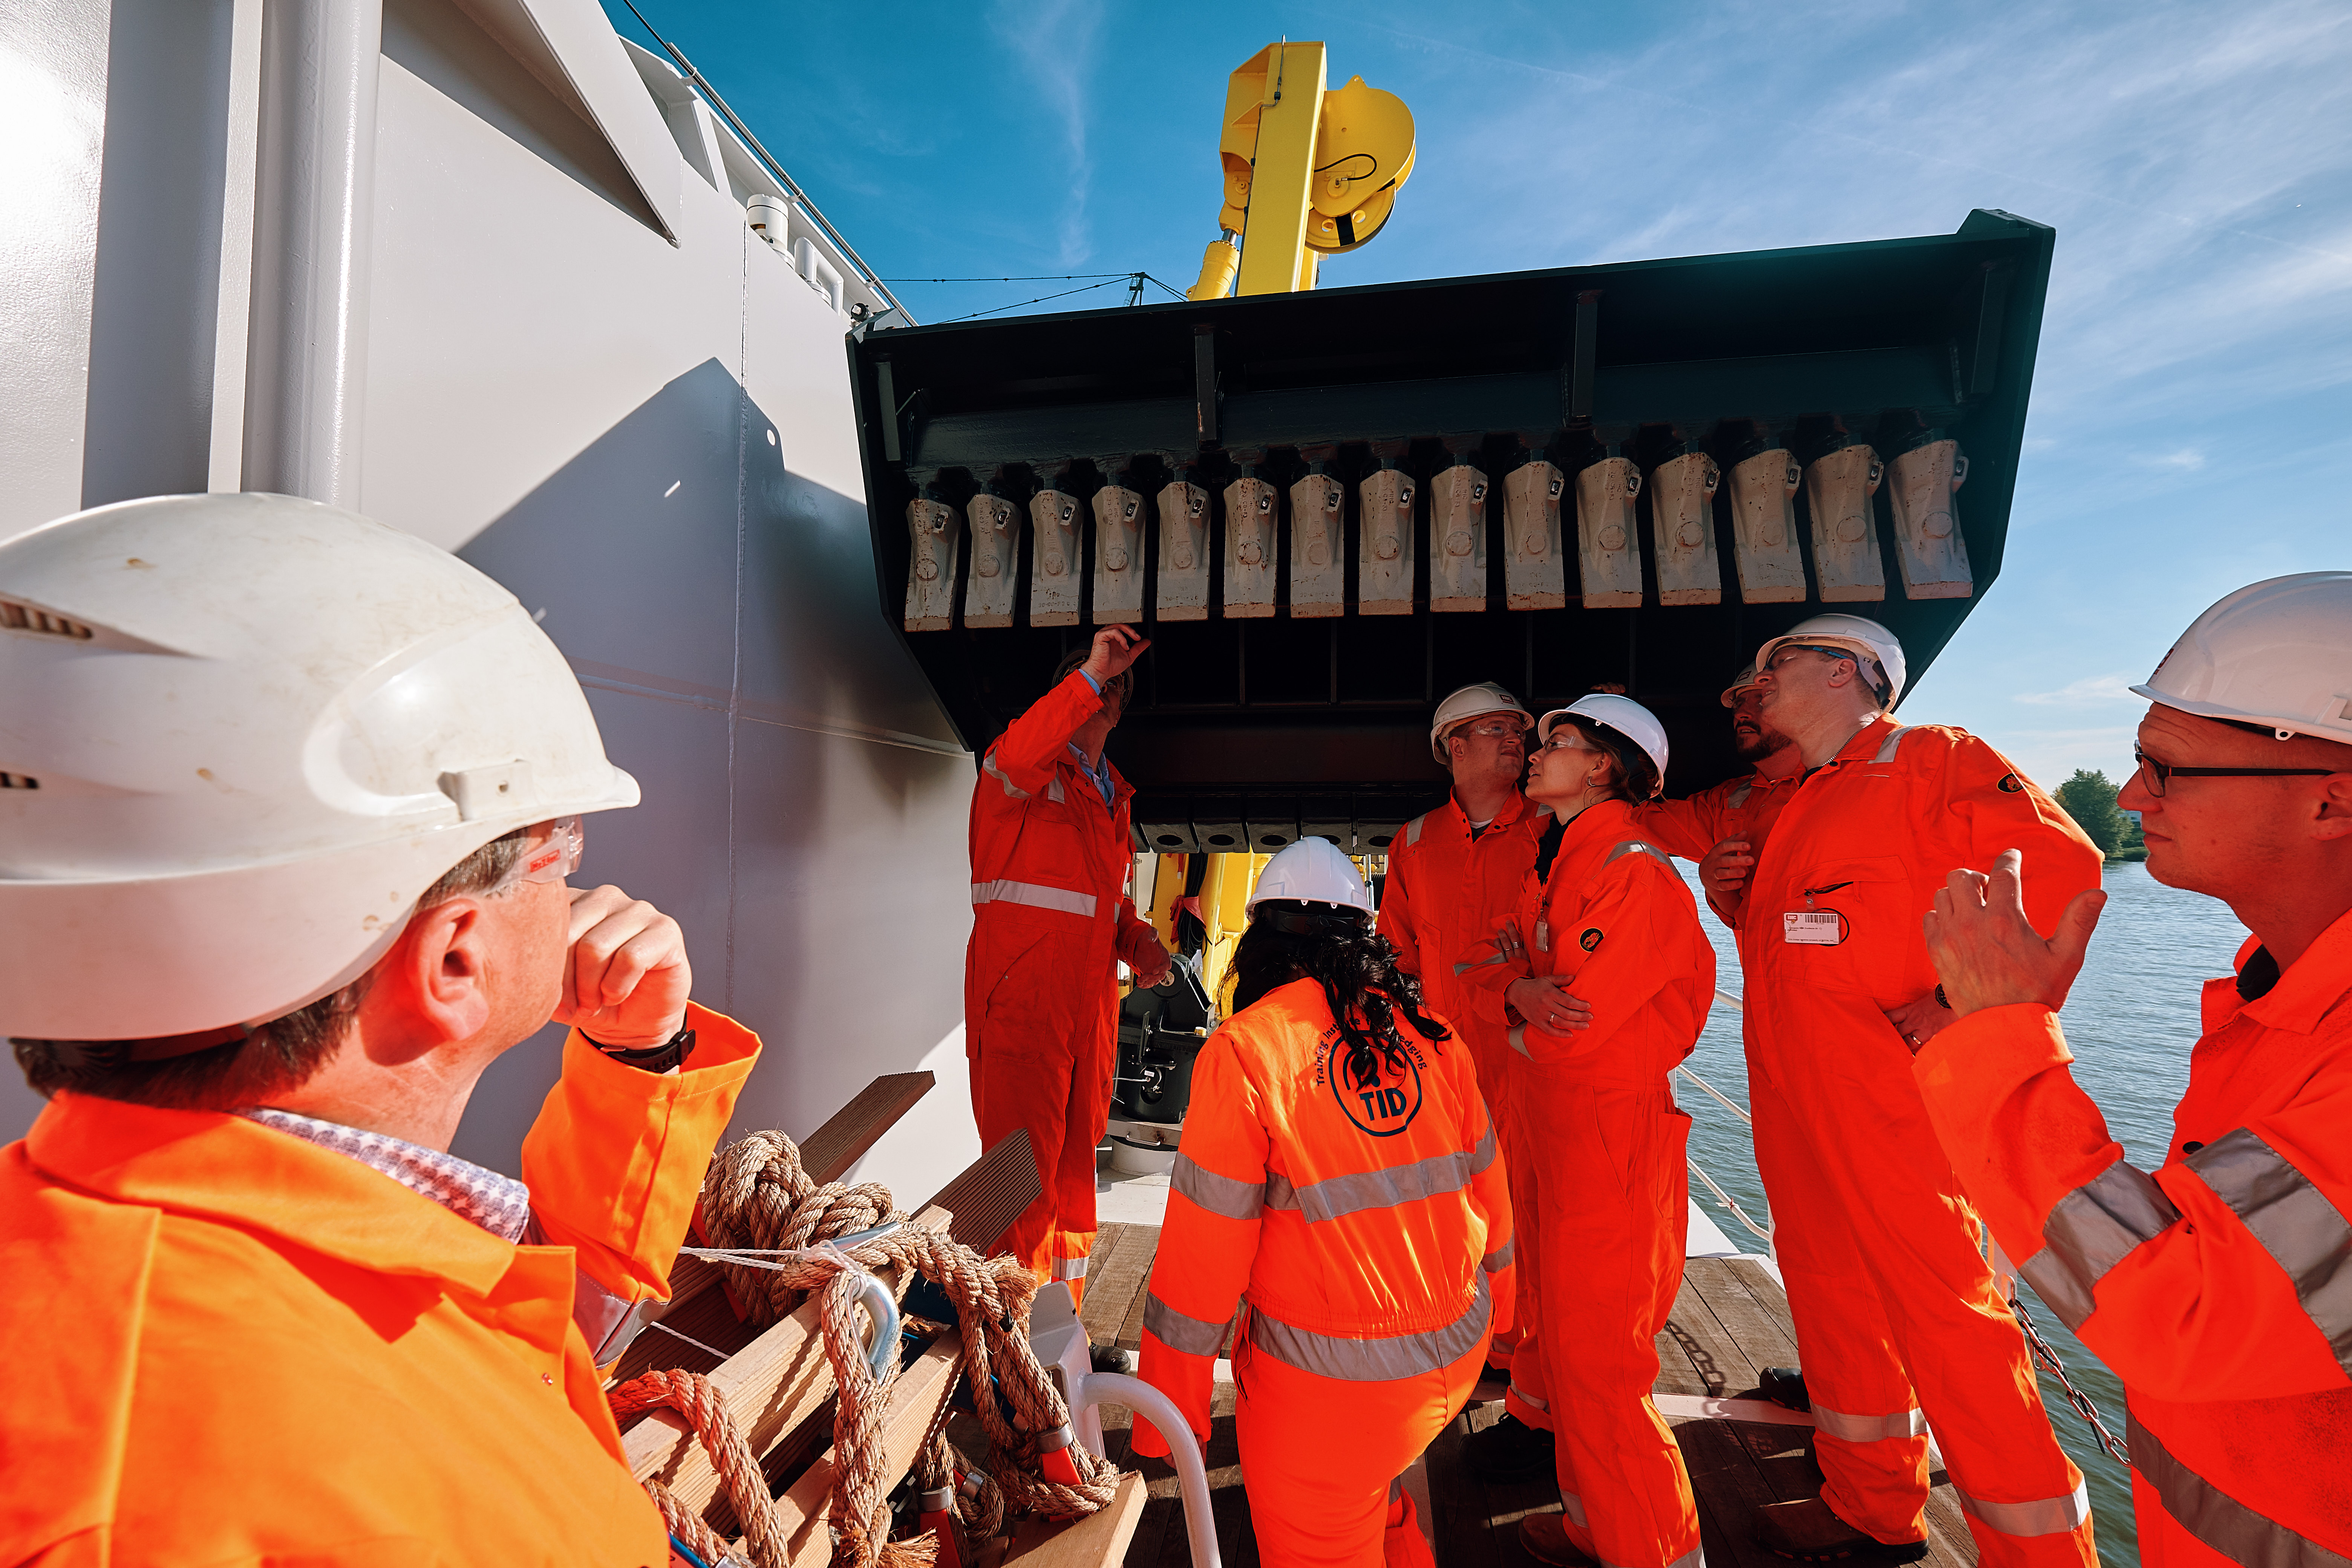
[606,0,2352,790]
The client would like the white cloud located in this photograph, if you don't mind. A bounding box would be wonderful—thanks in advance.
[2136,447,2208,472]
[988,0,1101,268]
[2017,674,2145,708]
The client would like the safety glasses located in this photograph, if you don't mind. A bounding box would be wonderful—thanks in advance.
[1764,644,1861,673]
[491,816,584,891]
[2131,746,2336,799]
[1454,718,1529,741]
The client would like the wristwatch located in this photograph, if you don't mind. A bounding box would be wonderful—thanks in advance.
[585,1023,697,1073]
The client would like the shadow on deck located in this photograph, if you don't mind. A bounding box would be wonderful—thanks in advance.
[1080,1222,1980,1568]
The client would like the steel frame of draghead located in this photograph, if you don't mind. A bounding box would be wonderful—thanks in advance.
[847,210,2054,845]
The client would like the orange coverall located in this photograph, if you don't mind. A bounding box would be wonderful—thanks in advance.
[1634,768,1802,927]
[1742,717,2099,1567]
[966,669,1161,1300]
[1459,797,1714,1568]
[1915,917,2352,1568]
[0,1003,758,1566]
[1377,790,1544,1357]
[1132,976,1514,1568]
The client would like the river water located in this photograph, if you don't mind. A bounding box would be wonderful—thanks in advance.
[1672,860,2248,1568]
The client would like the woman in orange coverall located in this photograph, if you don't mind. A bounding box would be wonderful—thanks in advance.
[1459,694,1715,1568]
[1132,838,1515,1568]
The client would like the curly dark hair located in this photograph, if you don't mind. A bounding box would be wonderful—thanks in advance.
[1231,902,1452,1094]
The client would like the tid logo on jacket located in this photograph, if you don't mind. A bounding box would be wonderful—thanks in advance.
[1314,1027,1427,1137]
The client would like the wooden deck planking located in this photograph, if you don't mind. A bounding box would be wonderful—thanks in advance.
[1107,1248,1978,1568]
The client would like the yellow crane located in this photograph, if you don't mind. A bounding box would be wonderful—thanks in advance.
[1185,41,1417,300]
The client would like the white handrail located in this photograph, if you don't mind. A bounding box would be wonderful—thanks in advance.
[1066,1372,1222,1568]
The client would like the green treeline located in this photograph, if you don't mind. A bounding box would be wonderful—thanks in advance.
[2054,769,2147,861]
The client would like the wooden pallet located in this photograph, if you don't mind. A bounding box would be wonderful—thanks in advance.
[1079,1232,1981,1568]
[614,1073,1145,1568]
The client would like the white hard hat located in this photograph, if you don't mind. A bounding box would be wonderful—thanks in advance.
[1719,662,1760,709]
[1246,837,1373,919]
[0,493,639,1043]
[1536,694,1670,798]
[2133,573,2352,744]
[1753,614,1908,709]
[1430,681,1533,763]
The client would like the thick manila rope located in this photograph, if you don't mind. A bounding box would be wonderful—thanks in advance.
[696,1133,1119,1521]
[609,1367,784,1568]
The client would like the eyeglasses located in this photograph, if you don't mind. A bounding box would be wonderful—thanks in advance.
[1764,644,1859,673]
[2132,746,2337,799]
[1453,718,1528,741]
[491,816,583,891]
[1537,732,1595,755]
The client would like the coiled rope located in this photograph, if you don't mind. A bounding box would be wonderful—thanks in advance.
[610,1131,1116,1568]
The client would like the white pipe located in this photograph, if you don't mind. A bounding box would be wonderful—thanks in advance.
[242,0,383,507]
[1065,1371,1222,1568]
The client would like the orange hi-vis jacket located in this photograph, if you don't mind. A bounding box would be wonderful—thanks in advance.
[965,669,1160,1292]
[0,1003,759,1567]
[1133,976,1515,1455]
[1377,790,1547,1106]
[1633,766,1803,927]
[1916,914,2352,1568]
[1740,716,2101,1567]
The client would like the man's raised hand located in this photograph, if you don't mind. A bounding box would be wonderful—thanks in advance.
[556,885,693,1048]
[1083,625,1151,685]
[1922,848,2105,1019]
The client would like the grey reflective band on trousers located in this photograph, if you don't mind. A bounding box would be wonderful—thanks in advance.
[1142,1291,1230,1357]
[1250,1274,1490,1381]
[1810,1403,1928,1444]
[2130,1411,2352,1568]
[1172,1155,1264,1221]
[1559,1493,1704,1568]
[1482,1236,1515,1274]
[1052,1254,1088,1280]
[2018,1157,2182,1332]
[2185,1127,2352,1376]
[1956,1481,2091,1539]
[970,879,1098,919]
[1262,1125,1498,1225]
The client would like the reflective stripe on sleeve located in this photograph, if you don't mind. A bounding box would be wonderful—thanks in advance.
[1468,1122,1498,1174]
[1453,949,1513,975]
[970,879,1099,918]
[981,753,1030,800]
[1046,773,1066,804]
[1603,839,1671,869]
[2131,1412,2352,1568]
[1262,1146,1482,1224]
[1404,813,1426,847]
[1871,726,1912,764]
[1810,1403,1928,1444]
[1249,1275,1490,1381]
[2018,1157,2182,1332]
[1559,1491,1586,1528]
[1508,1026,1531,1059]
[1482,1236,1516,1274]
[1957,1482,2092,1539]
[1142,1292,1229,1357]
[2186,1128,2352,1376]
[1172,1155,1263,1221]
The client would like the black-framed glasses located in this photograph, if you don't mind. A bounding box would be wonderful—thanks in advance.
[2132,744,2337,798]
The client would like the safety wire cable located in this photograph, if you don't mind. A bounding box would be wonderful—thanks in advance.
[1708,989,2129,1462]
[887,271,1192,325]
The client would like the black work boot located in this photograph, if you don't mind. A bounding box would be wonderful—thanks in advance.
[1089,1342,1135,1376]
[1759,1365,1812,1412]
[1753,1498,1929,1563]
[1462,1412,1555,1483]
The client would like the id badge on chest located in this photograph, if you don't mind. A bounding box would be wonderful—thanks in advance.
[1782,910,1842,945]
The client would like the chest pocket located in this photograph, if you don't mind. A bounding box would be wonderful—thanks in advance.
[1781,854,1914,997]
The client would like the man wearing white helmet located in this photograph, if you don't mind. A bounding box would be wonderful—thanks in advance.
[1914,573,2352,1568]
[0,495,758,1565]
[1632,662,1804,928]
[1736,614,2103,1568]
[1377,683,1545,1377]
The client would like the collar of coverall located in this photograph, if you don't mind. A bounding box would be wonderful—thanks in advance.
[1446,787,1536,834]
[1821,713,1900,768]
[2236,903,2352,1033]
[24,1092,527,1296]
